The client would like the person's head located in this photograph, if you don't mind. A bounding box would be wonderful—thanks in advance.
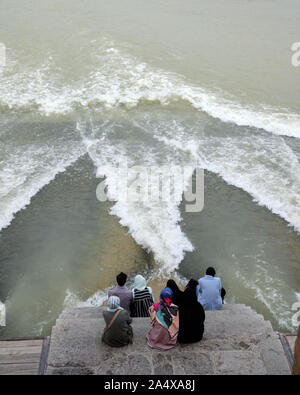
[206,267,216,277]
[116,272,127,286]
[186,279,198,290]
[160,287,173,306]
[107,295,121,311]
[133,274,147,291]
[184,279,198,301]
[166,279,178,291]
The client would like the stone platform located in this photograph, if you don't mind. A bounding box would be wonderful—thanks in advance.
[45,304,291,375]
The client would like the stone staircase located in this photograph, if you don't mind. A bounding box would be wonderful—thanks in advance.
[45,304,291,375]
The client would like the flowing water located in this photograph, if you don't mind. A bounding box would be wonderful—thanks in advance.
[0,0,300,337]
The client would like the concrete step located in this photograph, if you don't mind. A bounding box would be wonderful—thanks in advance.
[55,304,274,338]
[46,304,291,375]
[62,307,106,314]
[53,320,273,347]
[59,307,105,319]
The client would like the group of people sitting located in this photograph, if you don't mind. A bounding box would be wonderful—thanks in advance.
[102,268,226,350]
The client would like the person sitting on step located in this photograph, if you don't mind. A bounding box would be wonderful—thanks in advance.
[130,275,154,317]
[146,287,179,350]
[196,267,226,311]
[102,295,133,347]
[108,272,132,314]
[167,279,205,343]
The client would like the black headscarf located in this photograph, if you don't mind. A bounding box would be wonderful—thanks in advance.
[166,279,182,306]
[167,279,205,344]
[184,279,199,304]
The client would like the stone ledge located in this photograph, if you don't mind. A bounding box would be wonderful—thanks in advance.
[46,304,291,375]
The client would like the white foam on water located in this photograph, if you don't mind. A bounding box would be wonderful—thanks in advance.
[77,109,299,278]
[235,264,294,332]
[0,131,85,231]
[0,158,80,231]
[110,199,194,274]
[150,120,300,234]
[1,40,299,241]
[77,120,194,274]
[63,288,107,308]
[0,38,299,138]
[205,139,300,235]
[64,271,190,309]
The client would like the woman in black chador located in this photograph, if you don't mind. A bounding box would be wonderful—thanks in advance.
[167,279,205,344]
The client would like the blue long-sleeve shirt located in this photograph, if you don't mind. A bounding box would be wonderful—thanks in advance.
[196,275,222,311]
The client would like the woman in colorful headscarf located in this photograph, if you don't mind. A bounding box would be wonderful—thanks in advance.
[146,287,179,350]
[167,279,205,344]
[102,295,133,347]
[130,275,154,317]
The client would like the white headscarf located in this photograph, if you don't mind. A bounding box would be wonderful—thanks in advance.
[132,275,152,299]
[107,295,123,312]
[133,275,147,291]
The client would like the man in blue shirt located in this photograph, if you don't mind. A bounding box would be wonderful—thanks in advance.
[197,267,224,311]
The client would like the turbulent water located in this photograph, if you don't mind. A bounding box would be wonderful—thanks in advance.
[0,0,299,337]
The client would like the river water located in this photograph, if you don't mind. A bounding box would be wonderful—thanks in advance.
[0,0,299,337]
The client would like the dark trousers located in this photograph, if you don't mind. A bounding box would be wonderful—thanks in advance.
[221,288,226,303]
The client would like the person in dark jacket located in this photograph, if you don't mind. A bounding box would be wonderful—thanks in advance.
[102,295,133,347]
[167,279,205,343]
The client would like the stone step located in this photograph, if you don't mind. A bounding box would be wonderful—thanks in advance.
[56,312,264,324]
[63,307,106,314]
[46,304,290,375]
[60,305,261,320]
[206,308,273,330]
[59,307,105,319]
[54,315,273,339]
[61,304,260,320]
[55,304,274,336]
[61,304,250,316]
[46,330,290,375]
[62,305,264,317]
[59,313,104,320]
[59,306,262,326]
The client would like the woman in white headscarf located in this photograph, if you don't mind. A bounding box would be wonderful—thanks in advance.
[131,275,154,317]
[102,295,133,347]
